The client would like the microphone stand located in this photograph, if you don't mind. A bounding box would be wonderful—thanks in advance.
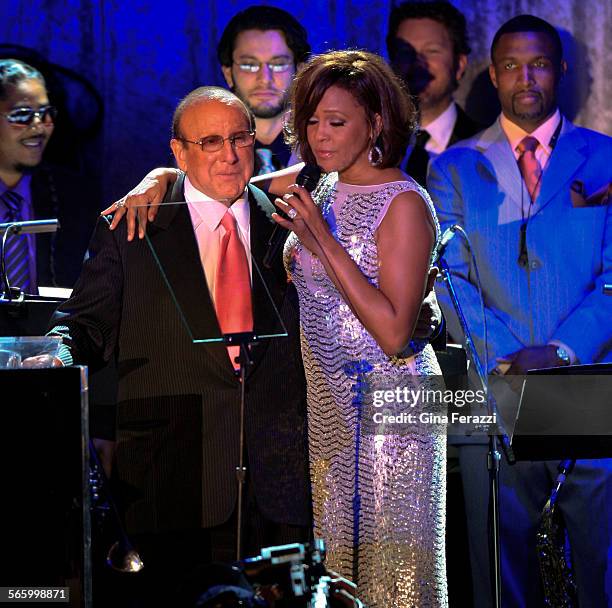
[223,330,258,561]
[438,256,515,608]
[1,219,59,304]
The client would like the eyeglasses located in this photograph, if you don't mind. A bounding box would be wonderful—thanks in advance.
[177,130,256,153]
[1,105,58,127]
[233,61,293,74]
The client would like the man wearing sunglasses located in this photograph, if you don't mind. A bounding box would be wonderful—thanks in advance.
[0,58,93,292]
[217,5,310,175]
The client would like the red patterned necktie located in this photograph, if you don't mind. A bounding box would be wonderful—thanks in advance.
[517,136,542,202]
[214,210,253,369]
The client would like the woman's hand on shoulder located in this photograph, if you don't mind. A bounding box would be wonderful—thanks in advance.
[100,168,181,240]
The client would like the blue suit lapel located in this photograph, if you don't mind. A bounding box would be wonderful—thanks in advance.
[478,120,526,209]
[537,119,587,212]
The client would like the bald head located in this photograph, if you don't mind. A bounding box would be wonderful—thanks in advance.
[172,86,254,139]
[170,90,256,205]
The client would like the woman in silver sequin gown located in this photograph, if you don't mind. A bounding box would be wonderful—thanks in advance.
[272,51,448,607]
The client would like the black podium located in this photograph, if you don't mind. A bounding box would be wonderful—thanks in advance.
[0,294,65,336]
[0,366,91,607]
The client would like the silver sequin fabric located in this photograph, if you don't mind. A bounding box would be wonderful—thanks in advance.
[285,174,448,607]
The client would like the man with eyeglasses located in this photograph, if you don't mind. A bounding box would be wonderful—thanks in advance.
[0,58,94,292]
[217,5,310,175]
[48,86,311,604]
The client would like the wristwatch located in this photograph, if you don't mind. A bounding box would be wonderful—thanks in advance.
[555,346,571,366]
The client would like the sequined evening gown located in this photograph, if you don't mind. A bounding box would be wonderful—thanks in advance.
[284,174,448,607]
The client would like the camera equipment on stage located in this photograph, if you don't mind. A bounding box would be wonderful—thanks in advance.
[192,540,363,608]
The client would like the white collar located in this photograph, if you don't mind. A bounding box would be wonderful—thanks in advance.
[500,109,561,157]
[184,176,249,233]
[0,174,31,198]
[423,102,458,154]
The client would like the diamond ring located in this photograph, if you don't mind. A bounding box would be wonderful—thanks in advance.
[115,198,127,209]
[287,208,298,220]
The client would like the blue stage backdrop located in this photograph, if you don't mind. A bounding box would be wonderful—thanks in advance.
[2,0,611,204]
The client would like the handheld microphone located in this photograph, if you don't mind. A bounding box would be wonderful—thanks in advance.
[435,224,459,261]
[263,163,321,269]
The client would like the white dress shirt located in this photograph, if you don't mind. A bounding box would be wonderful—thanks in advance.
[423,101,458,158]
[500,108,561,170]
[184,176,251,304]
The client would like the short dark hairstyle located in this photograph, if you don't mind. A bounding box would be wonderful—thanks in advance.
[0,58,46,101]
[217,5,311,67]
[386,1,471,62]
[491,15,563,63]
[285,50,417,169]
[172,86,255,139]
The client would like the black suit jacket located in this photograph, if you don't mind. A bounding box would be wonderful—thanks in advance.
[409,106,482,351]
[447,104,482,148]
[404,104,482,188]
[30,164,97,288]
[53,178,311,535]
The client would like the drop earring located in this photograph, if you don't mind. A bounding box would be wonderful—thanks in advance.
[368,143,383,166]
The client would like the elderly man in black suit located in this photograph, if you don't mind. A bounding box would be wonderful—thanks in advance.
[49,86,310,604]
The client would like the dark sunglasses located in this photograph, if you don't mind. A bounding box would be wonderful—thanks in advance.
[1,105,58,126]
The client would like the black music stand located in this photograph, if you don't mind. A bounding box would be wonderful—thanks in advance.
[509,363,612,607]
[511,363,612,461]
[0,366,91,607]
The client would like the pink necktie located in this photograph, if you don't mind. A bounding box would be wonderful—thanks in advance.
[214,211,253,368]
[517,136,542,202]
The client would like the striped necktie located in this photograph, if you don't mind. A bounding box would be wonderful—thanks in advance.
[255,148,276,175]
[1,190,32,293]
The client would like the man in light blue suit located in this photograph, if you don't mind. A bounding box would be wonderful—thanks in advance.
[428,14,612,608]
